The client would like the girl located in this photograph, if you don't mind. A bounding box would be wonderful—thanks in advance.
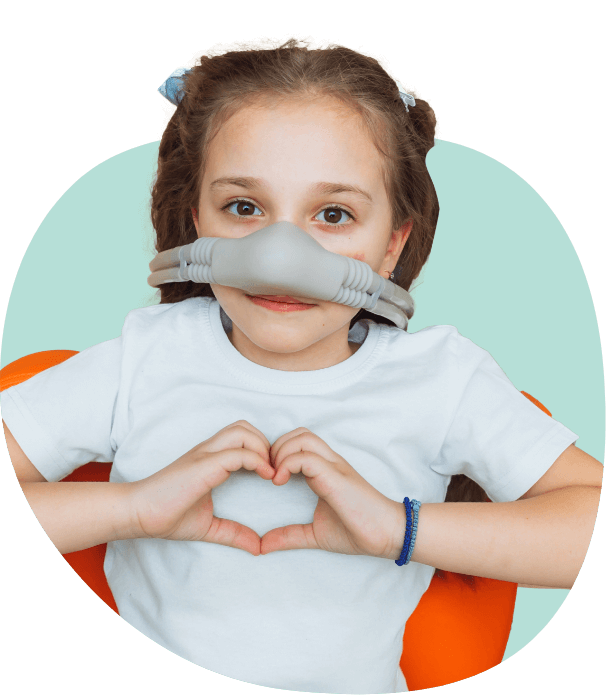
[1,39,602,694]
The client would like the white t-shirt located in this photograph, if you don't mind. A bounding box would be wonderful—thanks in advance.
[1,296,579,693]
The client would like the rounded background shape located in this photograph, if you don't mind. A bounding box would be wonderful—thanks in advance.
[1,139,603,662]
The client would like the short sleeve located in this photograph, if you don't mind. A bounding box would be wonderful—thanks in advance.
[1,337,122,482]
[430,337,580,502]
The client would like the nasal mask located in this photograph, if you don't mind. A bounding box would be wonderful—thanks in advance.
[147,222,415,330]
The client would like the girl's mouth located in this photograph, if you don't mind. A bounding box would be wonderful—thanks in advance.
[246,295,317,312]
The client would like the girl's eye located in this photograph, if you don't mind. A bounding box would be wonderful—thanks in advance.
[318,205,355,227]
[221,200,259,217]
[221,200,355,227]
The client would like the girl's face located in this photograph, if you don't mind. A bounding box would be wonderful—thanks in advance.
[193,96,411,371]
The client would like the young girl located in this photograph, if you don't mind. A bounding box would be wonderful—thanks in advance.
[1,39,602,694]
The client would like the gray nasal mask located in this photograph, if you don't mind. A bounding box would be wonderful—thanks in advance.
[147,222,415,330]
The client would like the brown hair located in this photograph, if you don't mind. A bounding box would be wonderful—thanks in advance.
[150,38,488,584]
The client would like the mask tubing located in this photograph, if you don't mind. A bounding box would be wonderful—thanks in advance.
[147,222,415,329]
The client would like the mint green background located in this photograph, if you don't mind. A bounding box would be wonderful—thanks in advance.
[1,140,604,661]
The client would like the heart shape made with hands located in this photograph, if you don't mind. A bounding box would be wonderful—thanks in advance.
[216,423,403,561]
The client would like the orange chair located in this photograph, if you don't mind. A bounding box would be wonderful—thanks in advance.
[2,350,552,690]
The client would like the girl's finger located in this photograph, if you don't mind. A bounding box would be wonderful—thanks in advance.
[271,429,337,469]
[218,448,276,478]
[188,448,275,500]
[221,420,271,451]
[204,515,262,556]
[260,522,319,554]
[272,450,334,488]
[203,421,271,462]
[271,427,316,461]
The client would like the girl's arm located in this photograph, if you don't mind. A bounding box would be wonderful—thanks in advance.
[5,420,138,554]
[400,444,603,589]
[402,485,600,589]
[20,483,137,554]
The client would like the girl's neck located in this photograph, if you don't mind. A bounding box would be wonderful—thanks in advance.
[227,323,360,372]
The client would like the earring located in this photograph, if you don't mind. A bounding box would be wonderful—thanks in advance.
[389,272,395,280]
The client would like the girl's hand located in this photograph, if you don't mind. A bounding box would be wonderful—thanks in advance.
[128,421,274,555]
[260,428,405,559]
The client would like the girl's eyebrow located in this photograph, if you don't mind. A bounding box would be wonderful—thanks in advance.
[209,177,373,204]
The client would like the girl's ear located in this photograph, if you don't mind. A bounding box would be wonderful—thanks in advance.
[397,218,413,250]
[192,208,200,235]
[383,219,413,273]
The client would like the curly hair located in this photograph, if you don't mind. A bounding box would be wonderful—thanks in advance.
[150,38,489,584]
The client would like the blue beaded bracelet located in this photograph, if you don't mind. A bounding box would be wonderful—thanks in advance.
[395,497,422,566]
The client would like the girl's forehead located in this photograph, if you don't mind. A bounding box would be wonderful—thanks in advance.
[203,97,387,194]
[215,97,374,151]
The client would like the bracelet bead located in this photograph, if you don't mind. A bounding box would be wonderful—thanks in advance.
[404,500,422,565]
[395,497,422,567]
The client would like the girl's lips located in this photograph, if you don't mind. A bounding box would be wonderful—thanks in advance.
[246,295,316,312]
[247,294,315,306]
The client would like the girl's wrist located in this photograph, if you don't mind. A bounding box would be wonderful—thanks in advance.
[386,498,408,561]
